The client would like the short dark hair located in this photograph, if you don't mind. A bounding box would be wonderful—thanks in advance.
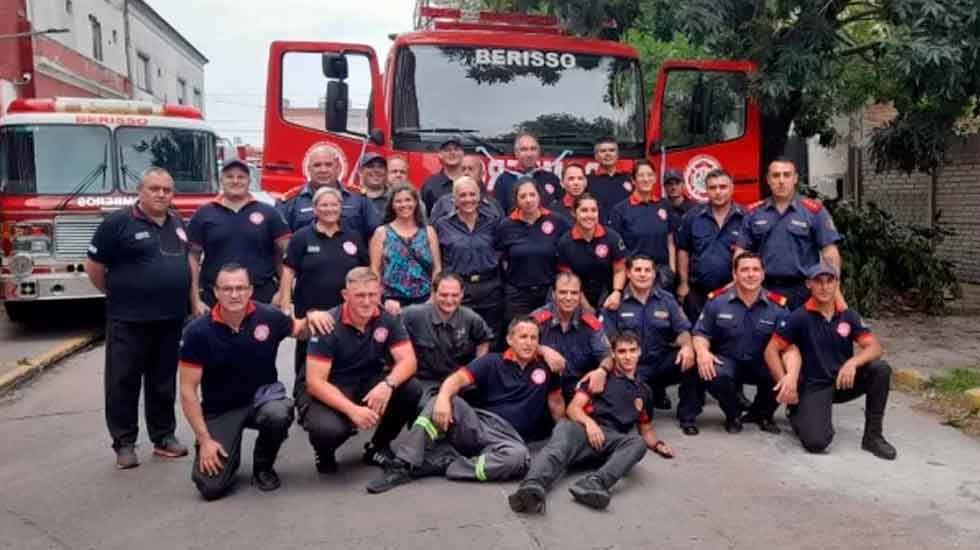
[593,136,618,153]
[432,272,464,292]
[572,192,599,213]
[562,163,587,180]
[511,176,539,207]
[631,159,655,180]
[610,330,641,349]
[626,253,656,270]
[767,157,797,173]
[506,315,539,336]
[215,262,250,284]
[704,168,732,185]
[732,251,764,271]
[554,271,582,290]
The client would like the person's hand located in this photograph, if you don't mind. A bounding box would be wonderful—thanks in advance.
[676,282,690,301]
[363,382,393,416]
[580,367,608,394]
[348,406,381,431]
[676,344,696,371]
[193,300,210,317]
[383,299,402,316]
[306,310,334,335]
[432,395,453,432]
[836,361,857,390]
[774,373,799,405]
[652,439,674,459]
[696,349,721,381]
[197,438,228,476]
[585,420,605,450]
[602,290,622,311]
[539,347,566,374]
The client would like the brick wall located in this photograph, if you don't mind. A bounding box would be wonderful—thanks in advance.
[860,104,980,282]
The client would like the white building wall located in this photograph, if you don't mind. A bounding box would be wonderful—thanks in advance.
[127,5,205,109]
[28,0,128,75]
[805,115,852,199]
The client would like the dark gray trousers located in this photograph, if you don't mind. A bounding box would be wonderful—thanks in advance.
[523,420,647,491]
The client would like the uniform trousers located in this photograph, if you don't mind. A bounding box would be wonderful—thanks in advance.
[463,275,504,350]
[639,349,700,426]
[693,356,778,422]
[523,420,647,491]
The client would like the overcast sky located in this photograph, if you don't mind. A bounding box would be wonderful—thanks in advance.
[149,0,415,145]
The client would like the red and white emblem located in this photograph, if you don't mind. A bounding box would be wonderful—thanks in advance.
[249,212,265,225]
[683,154,721,204]
[837,322,851,338]
[253,324,270,342]
[657,208,668,221]
[343,241,358,255]
[175,227,187,242]
[541,220,555,235]
[531,368,547,385]
[373,326,389,343]
[544,183,555,195]
[623,181,633,192]
[595,243,609,258]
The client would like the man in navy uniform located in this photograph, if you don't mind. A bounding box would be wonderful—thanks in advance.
[420,137,465,213]
[585,137,632,225]
[493,133,562,213]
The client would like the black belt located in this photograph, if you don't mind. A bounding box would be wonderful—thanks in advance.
[462,269,499,284]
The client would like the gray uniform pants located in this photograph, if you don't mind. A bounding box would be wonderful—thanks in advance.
[523,420,647,490]
[392,396,530,482]
[191,399,293,501]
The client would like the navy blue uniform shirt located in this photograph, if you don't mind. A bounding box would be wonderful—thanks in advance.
[577,371,652,433]
[601,286,691,368]
[494,209,570,288]
[532,304,609,385]
[609,194,677,267]
[278,182,381,236]
[435,210,500,276]
[179,302,295,415]
[556,224,627,301]
[460,349,561,440]
[88,204,190,322]
[676,204,745,291]
[773,298,873,385]
[493,169,563,214]
[187,197,290,288]
[430,193,503,223]
[736,195,841,280]
[420,170,454,214]
[284,225,368,316]
[307,304,411,388]
[693,287,788,364]
[586,170,633,226]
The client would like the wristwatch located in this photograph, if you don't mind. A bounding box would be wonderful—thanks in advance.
[383,377,397,389]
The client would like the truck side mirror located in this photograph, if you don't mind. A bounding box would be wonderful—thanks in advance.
[322,53,348,80]
[325,81,349,133]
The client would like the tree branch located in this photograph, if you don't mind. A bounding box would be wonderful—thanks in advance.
[837,41,882,57]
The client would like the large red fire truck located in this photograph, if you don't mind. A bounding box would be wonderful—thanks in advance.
[0,98,219,322]
[261,6,761,204]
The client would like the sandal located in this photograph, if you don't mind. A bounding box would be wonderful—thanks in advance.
[653,440,674,459]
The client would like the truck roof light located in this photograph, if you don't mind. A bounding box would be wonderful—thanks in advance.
[415,6,561,34]
[6,98,203,120]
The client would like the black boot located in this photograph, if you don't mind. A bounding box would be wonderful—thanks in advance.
[862,414,896,460]
[508,480,547,514]
[569,474,611,510]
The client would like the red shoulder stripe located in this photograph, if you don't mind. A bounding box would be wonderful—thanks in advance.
[533,309,552,325]
[801,197,823,213]
[767,290,788,307]
[746,199,766,212]
[707,282,734,300]
[580,313,602,331]
[281,184,305,201]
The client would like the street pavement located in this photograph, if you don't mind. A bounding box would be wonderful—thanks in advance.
[1,339,979,550]
[0,300,104,367]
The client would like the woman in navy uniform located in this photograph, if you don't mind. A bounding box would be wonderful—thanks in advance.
[369,184,442,314]
[494,177,570,330]
[556,193,628,311]
[610,160,677,289]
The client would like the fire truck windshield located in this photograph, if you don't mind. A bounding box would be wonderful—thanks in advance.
[0,125,110,195]
[392,45,645,156]
[117,127,216,194]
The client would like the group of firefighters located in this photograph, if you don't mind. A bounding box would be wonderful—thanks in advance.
[83,132,897,510]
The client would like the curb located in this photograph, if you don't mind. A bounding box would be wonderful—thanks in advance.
[0,331,102,393]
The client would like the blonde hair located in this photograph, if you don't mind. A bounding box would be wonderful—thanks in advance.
[312,185,343,207]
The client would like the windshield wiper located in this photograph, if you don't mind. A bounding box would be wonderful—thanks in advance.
[120,163,143,188]
[56,163,108,210]
[395,128,505,156]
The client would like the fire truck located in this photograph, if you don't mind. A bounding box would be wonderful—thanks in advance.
[261,5,761,205]
[0,98,219,322]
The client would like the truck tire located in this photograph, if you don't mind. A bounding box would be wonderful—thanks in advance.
[3,301,33,323]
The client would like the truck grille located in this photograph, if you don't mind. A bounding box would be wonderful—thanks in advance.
[54,216,104,260]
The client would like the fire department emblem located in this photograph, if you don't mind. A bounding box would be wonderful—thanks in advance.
[302,141,349,183]
[343,241,358,255]
[373,326,389,343]
[595,243,609,258]
[684,154,721,203]
[623,181,633,192]
[657,208,668,221]
[253,324,270,342]
[634,397,644,412]
[544,183,555,196]
[175,227,187,242]
[837,322,851,338]
[249,212,265,225]
[541,220,555,235]
[531,368,547,385]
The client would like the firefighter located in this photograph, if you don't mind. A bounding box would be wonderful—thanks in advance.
[420,137,465,213]
[556,192,628,311]
[550,163,590,226]
[429,154,503,222]
[586,137,632,226]
[493,132,563,213]
[663,169,696,220]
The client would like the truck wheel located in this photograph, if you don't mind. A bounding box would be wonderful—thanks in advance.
[3,301,33,323]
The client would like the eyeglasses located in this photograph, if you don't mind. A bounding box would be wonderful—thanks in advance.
[216,285,251,295]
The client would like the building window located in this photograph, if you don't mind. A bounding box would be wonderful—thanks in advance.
[89,15,103,61]
[66,0,73,14]
[135,52,152,92]
[177,78,187,105]
[192,89,202,109]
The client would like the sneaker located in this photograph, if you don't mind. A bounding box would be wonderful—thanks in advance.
[725,417,743,434]
[252,469,282,491]
[568,475,610,510]
[362,442,396,468]
[315,451,338,474]
[366,460,414,494]
[115,446,140,469]
[861,434,897,460]
[153,436,189,458]
[681,424,700,436]
[508,481,546,514]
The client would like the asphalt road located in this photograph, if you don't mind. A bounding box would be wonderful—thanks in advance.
[1,339,979,550]
[0,300,104,367]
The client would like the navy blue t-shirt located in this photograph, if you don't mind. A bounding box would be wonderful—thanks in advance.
[773,299,873,385]
[307,305,411,388]
[532,304,609,385]
[556,224,627,303]
[586,170,633,226]
[493,169,563,214]
[435,211,500,276]
[284,225,368,316]
[88,204,190,322]
[494,209,570,288]
[179,302,294,415]
[577,371,652,433]
[609,195,677,267]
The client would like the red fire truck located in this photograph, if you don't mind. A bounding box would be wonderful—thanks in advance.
[0,98,219,322]
[261,6,761,205]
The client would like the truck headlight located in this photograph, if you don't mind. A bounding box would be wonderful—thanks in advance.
[9,253,34,278]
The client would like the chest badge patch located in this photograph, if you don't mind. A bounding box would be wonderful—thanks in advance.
[134,231,150,240]
[718,313,734,320]
[544,183,555,195]
[837,322,851,338]
[175,227,187,242]
[634,397,644,412]
[790,219,808,229]
[307,245,321,253]
[595,243,609,258]
[623,181,633,192]
[253,324,270,342]
[657,208,668,221]
[530,368,547,385]
[249,212,265,225]
[654,310,669,320]
[343,241,358,255]
[541,220,555,235]
[373,326,389,343]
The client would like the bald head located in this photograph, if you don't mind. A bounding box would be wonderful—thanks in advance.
[460,155,485,182]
